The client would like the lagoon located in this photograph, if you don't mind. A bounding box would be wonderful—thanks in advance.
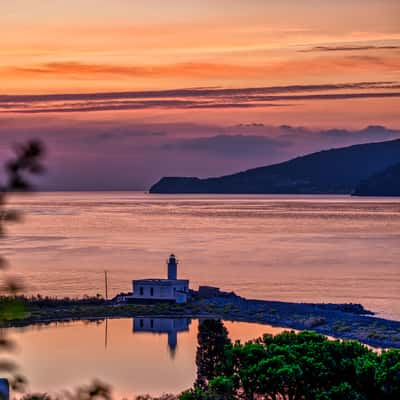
[10,318,285,397]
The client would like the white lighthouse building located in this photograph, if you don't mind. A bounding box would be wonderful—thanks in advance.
[131,254,189,303]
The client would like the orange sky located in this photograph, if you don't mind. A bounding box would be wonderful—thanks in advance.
[1,1,399,127]
[1,2,399,88]
[1,1,400,126]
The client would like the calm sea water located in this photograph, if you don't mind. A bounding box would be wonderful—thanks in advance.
[10,318,281,397]
[4,192,400,320]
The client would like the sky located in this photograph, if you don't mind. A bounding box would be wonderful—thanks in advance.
[1,0,400,190]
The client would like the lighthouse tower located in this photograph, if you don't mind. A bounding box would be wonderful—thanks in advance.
[167,254,178,280]
[131,253,188,303]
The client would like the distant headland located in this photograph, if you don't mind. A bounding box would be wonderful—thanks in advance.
[149,139,400,196]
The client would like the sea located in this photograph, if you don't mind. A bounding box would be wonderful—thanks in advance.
[3,192,400,396]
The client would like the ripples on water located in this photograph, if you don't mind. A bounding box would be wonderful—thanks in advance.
[4,193,400,320]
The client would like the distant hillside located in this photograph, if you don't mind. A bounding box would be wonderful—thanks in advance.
[353,162,400,196]
[149,139,400,194]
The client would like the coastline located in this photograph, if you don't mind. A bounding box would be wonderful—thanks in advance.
[4,294,400,349]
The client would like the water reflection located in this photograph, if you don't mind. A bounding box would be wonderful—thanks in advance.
[132,318,191,357]
[10,317,288,397]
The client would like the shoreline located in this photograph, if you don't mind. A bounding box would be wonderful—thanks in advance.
[3,293,400,349]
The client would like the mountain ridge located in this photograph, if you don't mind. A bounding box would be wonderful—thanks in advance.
[149,139,400,194]
[354,162,400,196]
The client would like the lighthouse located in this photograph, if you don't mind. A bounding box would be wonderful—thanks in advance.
[167,254,178,280]
[131,253,189,303]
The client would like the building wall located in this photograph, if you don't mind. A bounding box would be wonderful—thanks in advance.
[132,280,188,301]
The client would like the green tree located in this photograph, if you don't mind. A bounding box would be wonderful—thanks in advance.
[315,382,365,400]
[377,350,400,399]
[190,329,400,400]
[195,319,231,389]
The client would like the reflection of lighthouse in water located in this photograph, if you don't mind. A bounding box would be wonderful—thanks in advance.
[132,318,191,357]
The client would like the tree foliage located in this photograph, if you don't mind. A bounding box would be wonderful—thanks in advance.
[195,319,232,389]
[184,322,400,400]
[0,140,45,392]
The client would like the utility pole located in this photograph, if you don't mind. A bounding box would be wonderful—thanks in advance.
[104,270,108,300]
[104,318,108,349]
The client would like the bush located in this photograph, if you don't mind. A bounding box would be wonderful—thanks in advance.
[189,323,400,400]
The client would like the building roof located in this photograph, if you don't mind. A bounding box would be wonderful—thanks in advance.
[133,278,189,286]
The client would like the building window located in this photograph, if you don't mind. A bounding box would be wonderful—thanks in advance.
[140,319,144,328]
[150,319,154,328]
[139,287,144,296]
[150,287,154,296]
